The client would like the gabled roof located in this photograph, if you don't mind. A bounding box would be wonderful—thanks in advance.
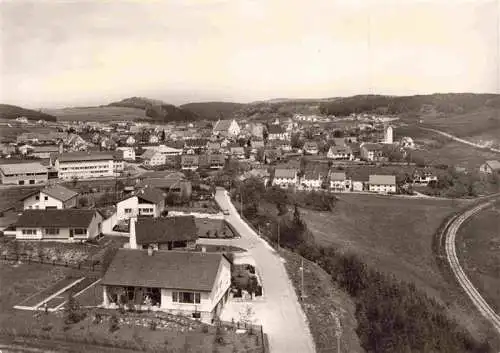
[41,185,78,202]
[330,172,347,181]
[140,149,159,160]
[369,174,396,185]
[485,160,500,170]
[213,120,235,132]
[121,187,166,205]
[15,209,98,228]
[275,168,297,179]
[135,216,197,245]
[361,143,383,151]
[101,249,226,291]
[267,125,285,134]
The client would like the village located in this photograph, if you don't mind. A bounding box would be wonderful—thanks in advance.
[1,110,499,353]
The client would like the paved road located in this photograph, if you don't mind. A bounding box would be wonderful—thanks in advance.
[421,127,500,153]
[443,200,500,335]
[211,188,316,353]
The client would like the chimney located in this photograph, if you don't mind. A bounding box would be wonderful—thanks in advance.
[129,217,138,249]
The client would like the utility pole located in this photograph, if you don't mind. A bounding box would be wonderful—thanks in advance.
[299,257,305,300]
[277,221,280,252]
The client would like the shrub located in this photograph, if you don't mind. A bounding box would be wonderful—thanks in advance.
[214,325,225,345]
[149,320,157,331]
[109,315,119,333]
[65,292,84,324]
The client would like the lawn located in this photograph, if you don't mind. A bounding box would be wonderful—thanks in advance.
[456,202,500,313]
[299,193,496,338]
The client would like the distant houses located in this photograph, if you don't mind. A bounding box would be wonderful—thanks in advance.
[212,119,240,138]
[367,175,397,194]
[0,162,49,185]
[273,168,298,189]
[479,160,500,174]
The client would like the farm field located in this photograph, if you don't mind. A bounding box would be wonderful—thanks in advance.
[299,193,496,337]
[456,202,500,313]
[420,108,500,138]
[46,106,150,122]
[414,139,500,170]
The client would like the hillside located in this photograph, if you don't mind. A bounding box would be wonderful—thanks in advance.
[46,106,149,122]
[108,97,199,122]
[0,104,57,122]
[179,102,245,120]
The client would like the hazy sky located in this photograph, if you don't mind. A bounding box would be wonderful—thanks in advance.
[1,0,499,108]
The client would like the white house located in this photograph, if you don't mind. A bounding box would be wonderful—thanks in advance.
[327,145,354,160]
[272,168,298,189]
[213,119,240,138]
[101,249,232,323]
[368,175,397,194]
[299,169,325,190]
[479,160,500,174]
[141,149,166,167]
[116,187,166,220]
[22,184,78,210]
[116,147,136,161]
[15,209,103,242]
[412,170,438,185]
[126,135,136,145]
[329,172,351,192]
[303,141,319,155]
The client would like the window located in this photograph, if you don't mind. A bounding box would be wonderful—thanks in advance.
[72,228,86,236]
[44,196,48,200]
[172,291,201,304]
[124,208,132,214]
[35,196,40,200]
[22,229,36,235]
[44,228,59,235]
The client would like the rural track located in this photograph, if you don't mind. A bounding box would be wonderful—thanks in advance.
[441,198,500,335]
[420,127,500,153]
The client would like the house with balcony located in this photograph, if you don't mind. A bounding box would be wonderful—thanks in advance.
[101,249,231,323]
[129,216,197,251]
[368,175,397,194]
[116,187,166,220]
[329,172,352,192]
[272,168,298,189]
[14,209,103,242]
[21,184,78,210]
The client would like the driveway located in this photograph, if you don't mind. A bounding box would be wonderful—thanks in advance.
[205,188,316,353]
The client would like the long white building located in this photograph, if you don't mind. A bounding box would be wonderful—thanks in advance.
[54,151,124,180]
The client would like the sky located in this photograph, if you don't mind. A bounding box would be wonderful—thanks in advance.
[1,0,499,108]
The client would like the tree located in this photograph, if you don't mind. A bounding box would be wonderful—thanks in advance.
[161,129,166,142]
[291,133,303,149]
[78,196,89,208]
[65,292,84,324]
[255,148,265,162]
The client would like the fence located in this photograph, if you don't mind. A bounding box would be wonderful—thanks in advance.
[218,319,268,353]
[1,253,102,273]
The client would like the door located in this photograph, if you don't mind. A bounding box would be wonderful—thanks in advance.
[69,229,74,239]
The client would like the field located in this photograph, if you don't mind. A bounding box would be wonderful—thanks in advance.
[46,106,150,122]
[299,193,497,337]
[456,202,500,313]
[421,108,500,139]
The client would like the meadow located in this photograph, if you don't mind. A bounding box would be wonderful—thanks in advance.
[299,193,496,338]
[456,202,500,313]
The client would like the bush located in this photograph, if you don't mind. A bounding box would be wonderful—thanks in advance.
[109,315,119,333]
[65,293,84,324]
[149,320,157,331]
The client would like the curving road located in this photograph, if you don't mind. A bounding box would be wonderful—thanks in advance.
[443,200,500,334]
[210,188,316,353]
[421,127,500,153]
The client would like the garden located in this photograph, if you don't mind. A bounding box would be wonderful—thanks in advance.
[231,264,263,300]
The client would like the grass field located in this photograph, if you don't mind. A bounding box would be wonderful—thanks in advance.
[298,193,498,337]
[421,108,500,138]
[46,106,150,122]
[456,202,500,313]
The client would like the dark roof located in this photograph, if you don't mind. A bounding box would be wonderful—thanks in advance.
[41,185,78,202]
[58,151,115,162]
[16,209,98,228]
[135,216,197,244]
[267,125,285,134]
[101,249,225,291]
[135,187,165,205]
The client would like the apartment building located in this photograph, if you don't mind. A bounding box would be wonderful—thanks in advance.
[55,151,124,180]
